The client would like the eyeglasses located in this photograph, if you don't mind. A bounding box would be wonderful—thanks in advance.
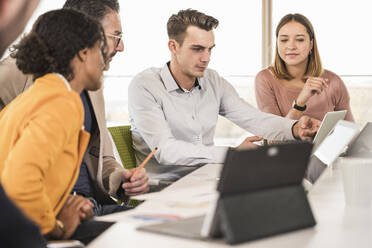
[106,33,122,47]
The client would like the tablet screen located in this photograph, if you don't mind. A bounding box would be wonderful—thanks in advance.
[314,120,360,165]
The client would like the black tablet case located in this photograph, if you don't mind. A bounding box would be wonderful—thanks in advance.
[216,142,316,244]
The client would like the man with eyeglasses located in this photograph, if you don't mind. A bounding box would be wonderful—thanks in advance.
[0,0,149,217]
[105,33,122,66]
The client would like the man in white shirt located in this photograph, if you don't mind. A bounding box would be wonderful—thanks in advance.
[128,9,319,182]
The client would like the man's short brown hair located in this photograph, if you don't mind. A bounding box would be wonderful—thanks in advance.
[167,9,219,45]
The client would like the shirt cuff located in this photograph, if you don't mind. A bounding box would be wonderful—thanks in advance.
[108,168,126,199]
[291,120,301,140]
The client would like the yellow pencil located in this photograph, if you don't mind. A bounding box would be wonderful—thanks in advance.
[133,147,158,177]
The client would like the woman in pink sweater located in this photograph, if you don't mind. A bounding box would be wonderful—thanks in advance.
[255,13,354,121]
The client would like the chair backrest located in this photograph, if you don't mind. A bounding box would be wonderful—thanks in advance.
[108,125,137,169]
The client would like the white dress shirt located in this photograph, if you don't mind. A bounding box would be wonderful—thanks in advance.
[128,63,296,181]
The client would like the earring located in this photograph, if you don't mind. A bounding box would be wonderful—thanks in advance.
[309,50,312,55]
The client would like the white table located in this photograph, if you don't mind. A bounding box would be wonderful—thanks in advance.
[88,163,372,248]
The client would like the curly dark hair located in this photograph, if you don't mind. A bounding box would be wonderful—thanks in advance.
[63,0,120,21]
[12,9,106,81]
[167,9,219,45]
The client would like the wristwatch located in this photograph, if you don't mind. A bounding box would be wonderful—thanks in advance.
[292,100,307,111]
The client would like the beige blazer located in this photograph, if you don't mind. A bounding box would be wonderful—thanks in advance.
[0,56,125,201]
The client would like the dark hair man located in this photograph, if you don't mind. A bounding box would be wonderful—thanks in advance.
[128,9,320,183]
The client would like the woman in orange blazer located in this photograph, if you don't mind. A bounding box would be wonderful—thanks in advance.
[0,9,106,240]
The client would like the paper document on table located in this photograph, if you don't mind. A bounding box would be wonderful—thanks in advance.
[94,191,218,223]
[132,184,217,203]
[129,185,218,221]
[131,193,218,220]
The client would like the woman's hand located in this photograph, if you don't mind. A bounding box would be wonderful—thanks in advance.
[55,195,93,239]
[296,77,328,106]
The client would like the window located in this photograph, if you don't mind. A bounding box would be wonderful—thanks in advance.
[109,1,262,76]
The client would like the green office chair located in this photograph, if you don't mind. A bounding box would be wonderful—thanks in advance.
[108,125,137,169]
[108,125,141,207]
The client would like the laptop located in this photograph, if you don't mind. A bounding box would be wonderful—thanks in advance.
[138,142,313,241]
[306,120,361,183]
[312,110,347,152]
[345,122,372,158]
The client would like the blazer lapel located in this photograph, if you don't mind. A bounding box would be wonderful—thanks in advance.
[87,89,105,190]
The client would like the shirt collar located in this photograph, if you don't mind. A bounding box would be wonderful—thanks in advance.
[160,62,202,92]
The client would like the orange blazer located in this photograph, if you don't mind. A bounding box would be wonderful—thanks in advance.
[0,73,90,234]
